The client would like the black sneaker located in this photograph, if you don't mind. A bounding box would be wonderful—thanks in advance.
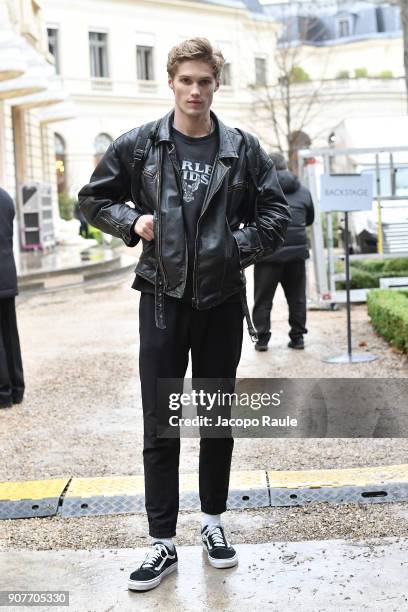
[201,525,238,569]
[128,542,178,591]
[255,339,268,352]
[288,337,304,350]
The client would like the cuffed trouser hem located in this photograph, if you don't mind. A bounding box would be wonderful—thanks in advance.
[149,528,177,539]
[200,505,227,515]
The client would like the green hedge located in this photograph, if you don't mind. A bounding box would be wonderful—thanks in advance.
[367,289,408,353]
[58,192,76,221]
[87,226,103,244]
[336,258,408,290]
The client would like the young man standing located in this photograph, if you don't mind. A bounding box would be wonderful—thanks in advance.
[78,38,290,591]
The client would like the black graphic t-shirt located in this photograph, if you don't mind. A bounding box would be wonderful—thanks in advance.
[132,123,241,305]
[173,125,218,301]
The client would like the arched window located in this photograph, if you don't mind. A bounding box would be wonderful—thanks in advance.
[94,133,113,165]
[54,132,66,193]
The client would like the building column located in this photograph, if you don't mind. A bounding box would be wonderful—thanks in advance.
[11,105,27,265]
[0,101,20,269]
[41,122,61,235]
[0,101,4,181]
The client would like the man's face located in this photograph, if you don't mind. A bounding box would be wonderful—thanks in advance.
[168,60,219,119]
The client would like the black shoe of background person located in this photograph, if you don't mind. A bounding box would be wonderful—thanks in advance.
[255,337,269,352]
[0,399,13,409]
[12,393,24,404]
[128,542,178,591]
[288,337,305,350]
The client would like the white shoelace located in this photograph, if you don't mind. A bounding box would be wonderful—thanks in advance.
[206,525,229,548]
[141,543,167,568]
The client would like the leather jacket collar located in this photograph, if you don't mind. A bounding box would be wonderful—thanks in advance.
[155,109,239,160]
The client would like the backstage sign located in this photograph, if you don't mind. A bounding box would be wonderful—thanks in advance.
[320,174,373,212]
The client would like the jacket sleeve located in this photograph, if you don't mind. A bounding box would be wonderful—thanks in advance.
[77,139,142,247]
[233,145,291,268]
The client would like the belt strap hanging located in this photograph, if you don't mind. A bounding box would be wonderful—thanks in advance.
[239,270,258,342]
[154,266,166,330]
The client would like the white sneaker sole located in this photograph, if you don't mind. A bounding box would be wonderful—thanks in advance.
[128,561,178,591]
[202,542,238,568]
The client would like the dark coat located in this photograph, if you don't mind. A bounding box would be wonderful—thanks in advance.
[259,170,314,263]
[0,188,18,298]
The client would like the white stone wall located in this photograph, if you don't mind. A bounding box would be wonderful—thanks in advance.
[295,37,404,81]
[0,0,65,247]
[35,0,408,195]
[43,0,280,193]
[24,109,43,183]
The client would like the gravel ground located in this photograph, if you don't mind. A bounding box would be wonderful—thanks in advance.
[1,256,407,549]
[2,503,408,552]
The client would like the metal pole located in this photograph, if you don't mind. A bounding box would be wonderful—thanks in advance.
[323,204,378,364]
[304,160,329,301]
[323,153,335,296]
[375,154,383,255]
[344,211,352,358]
[390,152,396,197]
[326,150,334,296]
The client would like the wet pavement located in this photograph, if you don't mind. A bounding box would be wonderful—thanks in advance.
[1,538,408,611]
[17,244,137,292]
[1,256,408,610]
[17,244,114,277]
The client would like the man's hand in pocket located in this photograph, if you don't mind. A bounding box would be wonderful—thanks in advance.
[134,215,154,241]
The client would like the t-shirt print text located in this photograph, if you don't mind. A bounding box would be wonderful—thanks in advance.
[181,160,213,203]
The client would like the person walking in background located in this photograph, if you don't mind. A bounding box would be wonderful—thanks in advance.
[253,153,314,351]
[0,188,25,408]
[74,201,89,238]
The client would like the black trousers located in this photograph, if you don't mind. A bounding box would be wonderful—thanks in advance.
[0,297,24,406]
[139,293,243,538]
[253,260,307,343]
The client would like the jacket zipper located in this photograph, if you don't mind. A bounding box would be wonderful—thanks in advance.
[155,145,168,288]
[168,144,188,294]
[101,212,123,238]
[192,156,229,308]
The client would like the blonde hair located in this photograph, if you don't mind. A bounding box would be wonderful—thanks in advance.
[167,37,225,80]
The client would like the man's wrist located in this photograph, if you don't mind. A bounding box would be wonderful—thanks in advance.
[130,215,141,237]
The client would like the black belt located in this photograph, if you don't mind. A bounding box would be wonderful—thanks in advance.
[154,268,258,342]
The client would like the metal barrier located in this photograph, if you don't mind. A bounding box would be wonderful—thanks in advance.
[298,145,408,305]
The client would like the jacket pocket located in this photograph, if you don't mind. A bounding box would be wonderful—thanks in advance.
[222,221,242,294]
[229,228,241,271]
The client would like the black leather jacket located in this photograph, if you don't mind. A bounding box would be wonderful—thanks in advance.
[78,110,290,322]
